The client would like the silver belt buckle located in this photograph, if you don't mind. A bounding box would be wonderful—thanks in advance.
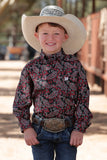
[43,118,65,133]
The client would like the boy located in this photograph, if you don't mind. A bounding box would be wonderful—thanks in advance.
[13,5,93,160]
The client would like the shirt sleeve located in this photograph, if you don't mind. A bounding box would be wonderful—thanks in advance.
[13,66,34,133]
[73,62,93,133]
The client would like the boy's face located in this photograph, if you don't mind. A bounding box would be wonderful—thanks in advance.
[35,23,69,55]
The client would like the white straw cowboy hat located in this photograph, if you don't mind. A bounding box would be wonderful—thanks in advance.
[21,5,86,55]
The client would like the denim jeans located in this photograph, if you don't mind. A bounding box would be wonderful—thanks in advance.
[31,123,77,160]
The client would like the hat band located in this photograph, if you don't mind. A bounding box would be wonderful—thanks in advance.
[40,8,64,17]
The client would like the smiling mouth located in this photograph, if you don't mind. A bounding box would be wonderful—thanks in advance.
[46,43,56,46]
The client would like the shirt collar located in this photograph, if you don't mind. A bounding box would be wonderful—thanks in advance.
[40,48,65,61]
[39,49,78,63]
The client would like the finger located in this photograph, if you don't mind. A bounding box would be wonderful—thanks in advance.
[70,137,74,146]
[74,138,78,146]
[76,139,83,147]
[70,138,82,147]
[25,139,32,146]
[32,138,40,145]
[28,136,39,146]
[70,137,76,146]
[24,135,38,145]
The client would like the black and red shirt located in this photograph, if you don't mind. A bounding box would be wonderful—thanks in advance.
[13,49,93,133]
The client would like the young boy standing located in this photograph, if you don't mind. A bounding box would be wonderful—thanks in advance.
[13,5,93,160]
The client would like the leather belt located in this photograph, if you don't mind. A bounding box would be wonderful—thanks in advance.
[32,115,72,133]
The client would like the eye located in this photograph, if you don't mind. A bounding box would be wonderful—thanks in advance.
[54,33,60,35]
[43,33,48,35]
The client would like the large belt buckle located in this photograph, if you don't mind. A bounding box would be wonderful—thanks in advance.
[43,118,65,133]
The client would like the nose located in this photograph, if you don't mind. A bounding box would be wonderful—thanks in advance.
[48,34,54,40]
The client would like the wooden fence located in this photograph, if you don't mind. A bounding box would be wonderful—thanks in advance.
[78,8,107,96]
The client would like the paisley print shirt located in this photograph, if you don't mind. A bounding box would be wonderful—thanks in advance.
[13,50,93,133]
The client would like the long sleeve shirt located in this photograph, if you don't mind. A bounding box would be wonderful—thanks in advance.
[13,50,93,133]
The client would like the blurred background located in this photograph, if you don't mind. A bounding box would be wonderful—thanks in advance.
[0,0,107,95]
[0,0,107,160]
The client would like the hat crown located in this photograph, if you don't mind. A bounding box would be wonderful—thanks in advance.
[40,5,64,17]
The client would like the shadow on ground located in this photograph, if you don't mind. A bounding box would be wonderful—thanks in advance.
[0,88,16,96]
[0,112,107,138]
[0,113,23,138]
[86,111,107,135]
[90,90,103,95]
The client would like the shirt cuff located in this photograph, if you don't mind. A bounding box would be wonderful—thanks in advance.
[73,121,92,133]
[19,119,32,133]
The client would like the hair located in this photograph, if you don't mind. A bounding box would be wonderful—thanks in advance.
[35,22,67,34]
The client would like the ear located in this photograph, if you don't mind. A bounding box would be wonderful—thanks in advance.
[65,34,69,40]
[63,34,69,42]
[34,32,39,40]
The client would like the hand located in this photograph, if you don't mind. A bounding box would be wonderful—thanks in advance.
[24,128,40,146]
[70,131,83,147]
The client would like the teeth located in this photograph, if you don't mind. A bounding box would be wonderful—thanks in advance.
[47,43,55,46]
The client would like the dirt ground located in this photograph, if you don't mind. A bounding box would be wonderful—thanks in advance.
[0,61,107,160]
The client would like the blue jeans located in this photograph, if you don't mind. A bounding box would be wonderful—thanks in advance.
[31,123,77,160]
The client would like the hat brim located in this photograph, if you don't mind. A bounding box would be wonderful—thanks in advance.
[21,14,86,55]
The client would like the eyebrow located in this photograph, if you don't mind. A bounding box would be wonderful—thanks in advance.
[35,23,67,34]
